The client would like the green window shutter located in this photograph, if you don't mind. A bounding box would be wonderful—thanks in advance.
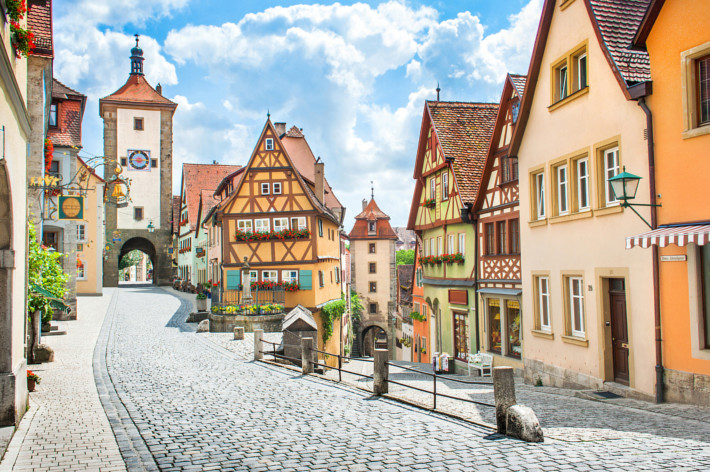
[299,270,312,290]
[226,270,240,290]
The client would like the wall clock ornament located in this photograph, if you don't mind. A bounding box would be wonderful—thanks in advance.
[128,150,151,171]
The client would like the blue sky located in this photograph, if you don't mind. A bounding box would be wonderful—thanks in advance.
[53,0,542,229]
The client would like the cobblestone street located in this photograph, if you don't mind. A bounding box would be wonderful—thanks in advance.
[3,287,710,471]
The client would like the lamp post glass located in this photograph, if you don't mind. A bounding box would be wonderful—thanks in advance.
[609,167,641,202]
[147,220,155,233]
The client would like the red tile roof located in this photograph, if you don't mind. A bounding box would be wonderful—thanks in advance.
[100,75,176,111]
[510,74,527,98]
[181,164,242,231]
[427,101,499,204]
[49,79,86,149]
[281,125,343,211]
[349,198,397,240]
[196,189,220,234]
[27,0,53,58]
[587,0,652,84]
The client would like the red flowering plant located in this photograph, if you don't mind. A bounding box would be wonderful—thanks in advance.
[44,138,54,173]
[440,253,465,264]
[7,0,35,58]
[251,280,280,290]
[423,198,436,209]
[419,255,441,266]
[283,281,299,292]
[235,228,310,242]
[27,369,41,384]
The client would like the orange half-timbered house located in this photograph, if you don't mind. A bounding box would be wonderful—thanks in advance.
[474,74,526,370]
[218,120,345,353]
[407,100,498,369]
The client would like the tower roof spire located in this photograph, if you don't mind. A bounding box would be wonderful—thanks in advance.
[130,34,144,76]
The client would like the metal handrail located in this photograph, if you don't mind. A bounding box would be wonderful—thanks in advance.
[387,362,493,386]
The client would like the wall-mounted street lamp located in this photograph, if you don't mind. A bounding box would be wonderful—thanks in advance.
[147,220,155,233]
[609,166,661,229]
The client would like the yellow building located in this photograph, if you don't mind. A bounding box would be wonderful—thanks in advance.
[219,120,345,354]
[513,0,656,399]
[75,157,105,295]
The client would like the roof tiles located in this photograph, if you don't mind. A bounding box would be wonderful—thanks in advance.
[588,0,652,83]
[27,0,52,57]
[349,199,397,240]
[101,75,176,107]
[427,101,499,204]
[181,164,242,231]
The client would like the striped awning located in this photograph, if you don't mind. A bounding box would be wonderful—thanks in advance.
[626,224,710,249]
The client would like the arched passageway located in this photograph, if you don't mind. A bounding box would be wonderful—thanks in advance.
[118,237,156,285]
[360,324,388,357]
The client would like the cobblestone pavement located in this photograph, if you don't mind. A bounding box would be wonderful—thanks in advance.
[0,289,127,472]
[101,287,710,471]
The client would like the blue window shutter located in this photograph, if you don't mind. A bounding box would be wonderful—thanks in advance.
[299,270,312,290]
[226,270,240,290]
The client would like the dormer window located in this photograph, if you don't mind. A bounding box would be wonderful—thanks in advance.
[265,138,274,151]
[368,221,376,233]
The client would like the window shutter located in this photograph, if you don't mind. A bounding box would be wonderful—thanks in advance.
[226,270,240,290]
[299,270,312,290]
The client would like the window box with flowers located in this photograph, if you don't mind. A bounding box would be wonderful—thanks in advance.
[235,228,310,242]
[419,255,440,266]
[44,138,54,173]
[423,198,436,209]
[7,0,36,58]
[440,253,465,264]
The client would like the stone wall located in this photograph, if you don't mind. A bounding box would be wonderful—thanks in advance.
[208,313,284,333]
[524,358,602,390]
[664,367,710,406]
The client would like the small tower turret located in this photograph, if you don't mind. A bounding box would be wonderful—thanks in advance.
[130,34,144,76]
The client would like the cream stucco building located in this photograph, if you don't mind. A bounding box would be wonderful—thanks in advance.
[513,0,657,399]
[75,157,104,295]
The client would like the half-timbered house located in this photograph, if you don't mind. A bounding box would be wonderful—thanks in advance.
[218,120,345,353]
[407,100,498,370]
[473,74,526,370]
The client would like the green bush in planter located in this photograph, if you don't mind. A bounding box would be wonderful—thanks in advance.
[196,293,207,300]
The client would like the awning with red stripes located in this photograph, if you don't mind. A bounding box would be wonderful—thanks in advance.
[626,224,710,249]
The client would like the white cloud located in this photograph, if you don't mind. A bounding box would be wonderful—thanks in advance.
[57,0,189,30]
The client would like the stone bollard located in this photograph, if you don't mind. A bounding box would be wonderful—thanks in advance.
[373,348,389,395]
[254,329,264,361]
[234,326,244,340]
[301,337,314,374]
[493,366,516,434]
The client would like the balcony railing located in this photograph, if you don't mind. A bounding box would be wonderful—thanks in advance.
[211,286,286,315]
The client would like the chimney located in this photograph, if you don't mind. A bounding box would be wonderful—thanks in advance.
[314,158,325,204]
[156,83,162,95]
[274,122,286,137]
[362,199,367,210]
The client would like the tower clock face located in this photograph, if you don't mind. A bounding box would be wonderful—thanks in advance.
[128,150,151,171]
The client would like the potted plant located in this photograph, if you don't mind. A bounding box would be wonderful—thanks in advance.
[27,370,41,392]
[196,293,208,312]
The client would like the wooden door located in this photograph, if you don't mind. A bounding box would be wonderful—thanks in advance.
[609,279,629,385]
[453,312,468,361]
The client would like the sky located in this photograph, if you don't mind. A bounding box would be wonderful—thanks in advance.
[53,0,543,230]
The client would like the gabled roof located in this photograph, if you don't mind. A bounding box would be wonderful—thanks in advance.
[49,78,86,149]
[282,305,318,331]
[510,0,651,154]
[474,74,526,213]
[349,198,397,240]
[27,0,53,58]
[180,163,242,232]
[281,126,343,211]
[427,101,499,204]
[195,190,220,236]
[631,0,665,49]
[100,75,176,114]
[221,120,342,226]
[52,79,83,100]
[586,0,652,84]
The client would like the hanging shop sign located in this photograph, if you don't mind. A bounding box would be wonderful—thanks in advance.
[58,196,84,220]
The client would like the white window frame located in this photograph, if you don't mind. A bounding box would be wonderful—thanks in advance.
[262,270,278,282]
[559,64,568,100]
[604,147,620,206]
[577,53,588,90]
[77,260,86,280]
[290,217,307,231]
[569,277,585,337]
[273,218,289,232]
[448,234,455,254]
[265,138,274,151]
[254,219,270,233]
[538,276,550,331]
[430,178,436,200]
[535,172,546,219]
[237,219,253,233]
[282,270,298,283]
[442,173,449,200]
[261,183,270,195]
[577,158,590,211]
[437,236,442,257]
[458,233,465,256]
[557,164,569,215]
[77,224,86,243]
[272,182,282,194]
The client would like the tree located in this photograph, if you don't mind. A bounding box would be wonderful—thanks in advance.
[119,249,142,270]
[396,249,414,266]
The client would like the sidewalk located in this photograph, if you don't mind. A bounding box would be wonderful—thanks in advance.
[0,289,126,471]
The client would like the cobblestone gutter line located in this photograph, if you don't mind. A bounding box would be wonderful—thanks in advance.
[94,289,160,472]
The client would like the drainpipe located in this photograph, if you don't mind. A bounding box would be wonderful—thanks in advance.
[638,97,663,403]
[473,215,481,353]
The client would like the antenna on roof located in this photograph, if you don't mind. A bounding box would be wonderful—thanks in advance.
[371,181,374,200]
[436,82,441,101]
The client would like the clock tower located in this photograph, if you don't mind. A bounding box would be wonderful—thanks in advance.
[100,36,177,286]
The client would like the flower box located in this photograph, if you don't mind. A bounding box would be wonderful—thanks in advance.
[235,228,310,242]
[423,198,436,209]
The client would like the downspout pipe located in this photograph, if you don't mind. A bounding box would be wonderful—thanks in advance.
[638,96,663,403]
[473,215,481,353]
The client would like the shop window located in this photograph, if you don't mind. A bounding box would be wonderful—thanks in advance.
[453,312,468,361]
[488,299,501,354]
[507,300,521,359]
